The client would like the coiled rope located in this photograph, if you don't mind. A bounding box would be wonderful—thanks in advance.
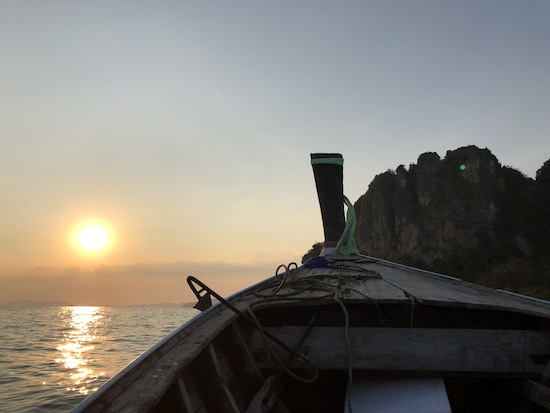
[249,262,360,412]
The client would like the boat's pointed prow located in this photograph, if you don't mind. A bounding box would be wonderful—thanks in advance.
[71,153,550,413]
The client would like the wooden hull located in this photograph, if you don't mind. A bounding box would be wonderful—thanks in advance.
[72,255,550,412]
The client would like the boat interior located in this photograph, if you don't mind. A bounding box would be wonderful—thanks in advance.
[149,296,550,413]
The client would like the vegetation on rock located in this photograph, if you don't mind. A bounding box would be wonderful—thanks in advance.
[353,146,550,299]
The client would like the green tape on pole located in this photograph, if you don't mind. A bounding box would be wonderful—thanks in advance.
[311,157,344,166]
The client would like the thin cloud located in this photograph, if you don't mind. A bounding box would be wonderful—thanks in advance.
[2,260,278,306]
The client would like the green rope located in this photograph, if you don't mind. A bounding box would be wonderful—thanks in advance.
[336,196,359,255]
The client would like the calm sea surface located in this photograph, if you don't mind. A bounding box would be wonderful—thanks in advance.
[0,306,199,413]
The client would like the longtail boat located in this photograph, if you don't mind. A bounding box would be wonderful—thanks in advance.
[72,154,550,412]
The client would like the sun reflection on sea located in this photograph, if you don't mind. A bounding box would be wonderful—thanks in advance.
[55,306,106,395]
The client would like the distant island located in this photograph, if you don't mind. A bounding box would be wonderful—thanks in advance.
[0,300,74,307]
[124,302,197,308]
[0,300,197,308]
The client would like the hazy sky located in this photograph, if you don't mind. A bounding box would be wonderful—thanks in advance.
[1,1,549,305]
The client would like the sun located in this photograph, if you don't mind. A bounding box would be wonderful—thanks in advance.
[78,226,108,251]
[72,220,114,255]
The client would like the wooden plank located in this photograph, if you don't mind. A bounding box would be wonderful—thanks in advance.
[230,322,264,378]
[286,259,550,318]
[179,370,208,413]
[375,265,494,306]
[245,374,278,413]
[370,263,550,318]
[245,327,550,375]
[207,344,241,413]
[177,376,194,413]
[347,277,409,301]
[538,358,550,385]
[514,379,550,408]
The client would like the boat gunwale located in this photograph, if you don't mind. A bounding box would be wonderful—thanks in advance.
[70,274,278,413]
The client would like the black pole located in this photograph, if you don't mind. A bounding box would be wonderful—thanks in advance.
[311,153,345,249]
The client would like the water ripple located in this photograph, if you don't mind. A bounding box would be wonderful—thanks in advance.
[0,306,198,413]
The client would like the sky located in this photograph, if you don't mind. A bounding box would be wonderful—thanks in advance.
[1,1,549,306]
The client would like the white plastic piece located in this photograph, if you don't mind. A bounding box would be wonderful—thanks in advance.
[344,377,452,413]
[320,247,337,256]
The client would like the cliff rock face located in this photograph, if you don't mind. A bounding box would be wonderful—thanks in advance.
[355,146,550,277]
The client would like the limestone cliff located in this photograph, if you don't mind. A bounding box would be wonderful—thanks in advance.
[354,146,550,296]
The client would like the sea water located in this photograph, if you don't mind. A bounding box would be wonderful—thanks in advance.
[0,306,199,413]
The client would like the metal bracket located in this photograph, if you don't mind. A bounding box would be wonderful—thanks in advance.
[187,277,213,311]
[186,276,311,365]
